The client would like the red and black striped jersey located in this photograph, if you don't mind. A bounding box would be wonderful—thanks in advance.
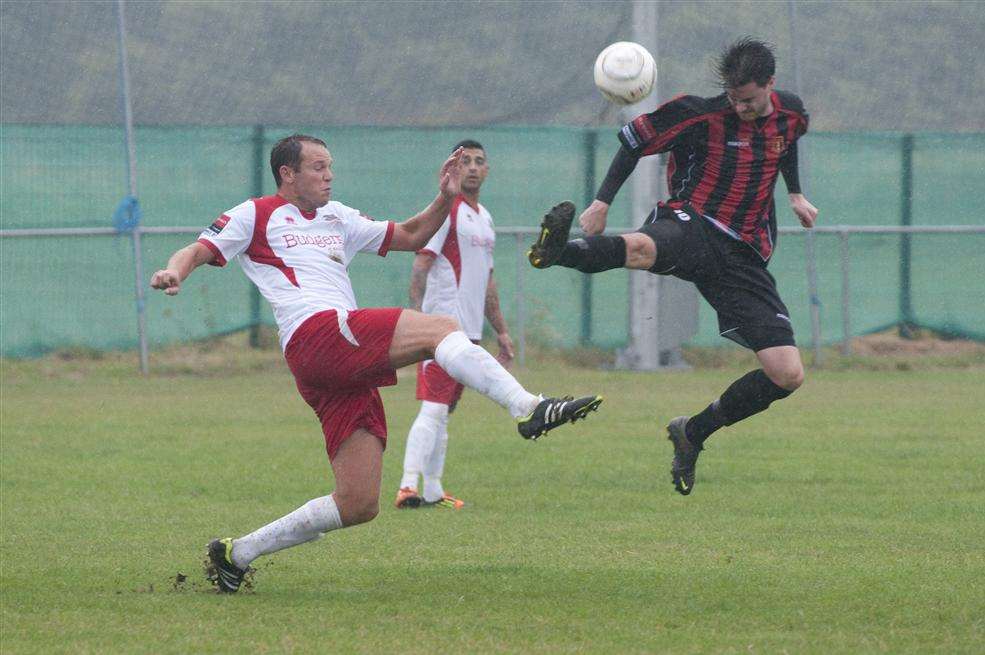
[619,90,808,260]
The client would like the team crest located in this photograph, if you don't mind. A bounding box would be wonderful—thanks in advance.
[768,136,786,154]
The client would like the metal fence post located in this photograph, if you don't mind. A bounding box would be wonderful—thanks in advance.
[899,133,915,338]
[249,124,265,347]
[514,232,526,367]
[580,129,597,346]
[115,0,148,375]
[839,230,851,356]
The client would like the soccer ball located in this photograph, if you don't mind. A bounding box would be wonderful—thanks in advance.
[593,41,656,106]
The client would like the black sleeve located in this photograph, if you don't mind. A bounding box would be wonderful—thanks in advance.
[595,145,640,204]
[779,140,801,194]
[618,95,707,156]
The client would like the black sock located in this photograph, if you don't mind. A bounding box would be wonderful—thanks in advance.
[557,236,626,273]
[686,369,793,447]
[685,400,724,447]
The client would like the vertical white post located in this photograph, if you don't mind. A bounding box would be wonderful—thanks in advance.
[616,0,662,370]
[116,0,149,375]
[788,0,823,366]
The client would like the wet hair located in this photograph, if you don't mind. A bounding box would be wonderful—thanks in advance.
[270,134,327,186]
[715,37,776,89]
[452,139,484,154]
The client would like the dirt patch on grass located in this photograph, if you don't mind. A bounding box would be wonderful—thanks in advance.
[849,329,985,357]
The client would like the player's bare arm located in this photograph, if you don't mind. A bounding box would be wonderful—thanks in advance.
[390,148,463,252]
[484,274,515,365]
[789,193,818,228]
[150,241,216,296]
[408,253,434,311]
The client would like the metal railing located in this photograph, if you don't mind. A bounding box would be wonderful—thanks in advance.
[3,224,983,368]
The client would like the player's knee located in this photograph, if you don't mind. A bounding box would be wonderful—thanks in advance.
[768,362,804,392]
[341,497,379,526]
[427,314,461,351]
[334,487,381,526]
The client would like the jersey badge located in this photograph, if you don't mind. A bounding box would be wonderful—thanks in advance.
[207,214,230,235]
[769,136,786,154]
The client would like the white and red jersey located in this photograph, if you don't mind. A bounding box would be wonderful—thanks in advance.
[418,195,496,340]
[197,194,394,351]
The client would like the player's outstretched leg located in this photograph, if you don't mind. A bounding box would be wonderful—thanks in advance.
[390,312,604,441]
[431,330,603,440]
[528,202,576,268]
[529,201,648,273]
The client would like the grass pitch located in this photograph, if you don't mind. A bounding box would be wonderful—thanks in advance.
[2,350,983,654]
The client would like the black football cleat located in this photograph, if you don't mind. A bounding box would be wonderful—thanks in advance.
[528,201,576,268]
[518,395,603,440]
[205,538,248,593]
[667,416,702,496]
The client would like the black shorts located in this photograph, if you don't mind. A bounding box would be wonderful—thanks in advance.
[637,204,796,352]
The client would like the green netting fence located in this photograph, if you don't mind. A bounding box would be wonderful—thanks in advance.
[1,125,983,358]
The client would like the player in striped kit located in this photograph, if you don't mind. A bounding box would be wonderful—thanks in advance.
[395,140,512,510]
[528,38,818,497]
[151,135,602,592]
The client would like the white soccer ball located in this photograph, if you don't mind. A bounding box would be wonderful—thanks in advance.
[593,41,656,106]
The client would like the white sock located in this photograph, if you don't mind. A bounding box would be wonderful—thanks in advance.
[231,495,342,569]
[401,401,447,490]
[434,331,538,418]
[422,419,449,502]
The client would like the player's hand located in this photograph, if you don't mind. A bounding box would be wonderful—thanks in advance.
[579,200,609,235]
[150,269,182,296]
[790,193,818,229]
[438,147,463,200]
[496,332,516,368]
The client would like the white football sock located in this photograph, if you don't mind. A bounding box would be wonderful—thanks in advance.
[422,418,449,502]
[433,331,538,418]
[401,400,448,491]
[231,494,342,569]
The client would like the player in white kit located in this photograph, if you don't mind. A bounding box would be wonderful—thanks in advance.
[150,135,602,592]
[395,140,513,510]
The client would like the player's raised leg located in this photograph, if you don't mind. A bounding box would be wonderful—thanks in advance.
[207,429,381,592]
[389,309,602,439]
[528,201,658,272]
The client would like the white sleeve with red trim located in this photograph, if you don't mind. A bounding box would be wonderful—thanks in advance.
[197,200,255,267]
[418,217,450,258]
[339,204,394,258]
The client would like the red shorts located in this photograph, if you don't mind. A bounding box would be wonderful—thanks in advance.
[416,359,465,409]
[285,308,402,460]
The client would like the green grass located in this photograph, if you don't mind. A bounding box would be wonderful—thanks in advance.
[2,352,983,654]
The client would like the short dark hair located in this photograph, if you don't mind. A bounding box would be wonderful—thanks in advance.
[452,139,484,153]
[715,37,776,89]
[270,134,327,187]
